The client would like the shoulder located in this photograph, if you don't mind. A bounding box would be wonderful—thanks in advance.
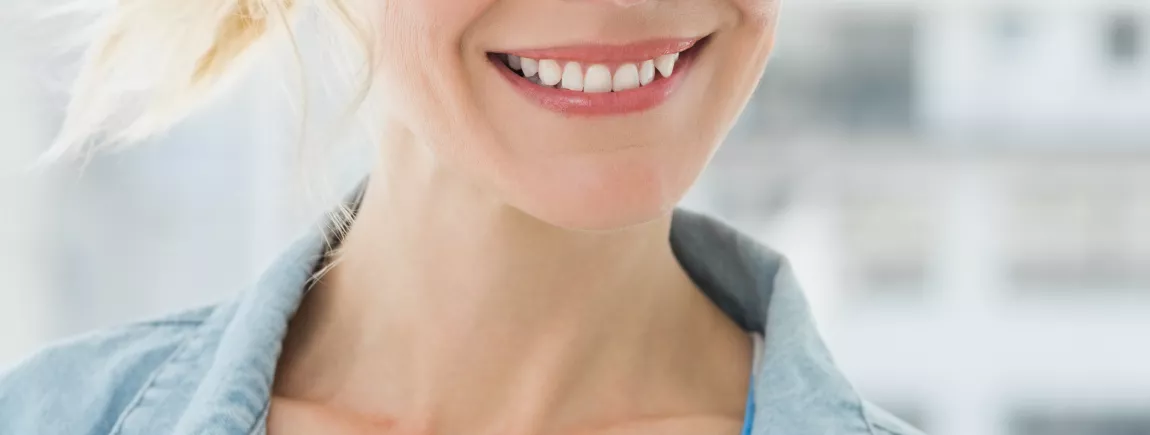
[0,306,218,435]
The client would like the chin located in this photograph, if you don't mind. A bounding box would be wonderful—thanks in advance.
[501,150,696,231]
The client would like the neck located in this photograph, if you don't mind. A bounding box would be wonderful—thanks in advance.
[274,128,752,434]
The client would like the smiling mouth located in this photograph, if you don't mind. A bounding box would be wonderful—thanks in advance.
[487,36,710,116]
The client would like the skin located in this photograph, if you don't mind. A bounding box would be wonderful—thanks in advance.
[269,0,780,434]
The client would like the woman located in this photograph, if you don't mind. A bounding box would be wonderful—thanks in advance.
[1,0,923,434]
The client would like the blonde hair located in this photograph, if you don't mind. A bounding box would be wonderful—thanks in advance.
[41,0,377,164]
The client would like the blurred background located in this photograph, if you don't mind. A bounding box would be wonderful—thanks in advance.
[3,0,1150,434]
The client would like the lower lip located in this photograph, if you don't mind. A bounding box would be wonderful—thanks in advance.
[491,52,698,117]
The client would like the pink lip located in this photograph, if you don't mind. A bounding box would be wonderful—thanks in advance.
[490,38,705,117]
[502,38,700,64]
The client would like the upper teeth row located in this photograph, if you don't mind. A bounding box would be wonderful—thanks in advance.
[507,54,681,93]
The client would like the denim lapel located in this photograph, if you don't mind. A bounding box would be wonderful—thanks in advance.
[671,210,873,434]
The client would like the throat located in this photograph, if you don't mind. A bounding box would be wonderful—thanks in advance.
[270,177,755,435]
[271,257,752,435]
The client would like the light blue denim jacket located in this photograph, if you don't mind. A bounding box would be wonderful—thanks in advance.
[0,202,924,435]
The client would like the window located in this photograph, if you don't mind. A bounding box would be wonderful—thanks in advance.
[839,177,936,297]
[993,9,1030,51]
[746,10,918,134]
[1107,14,1143,64]
[1005,168,1150,294]
[828,12,918,131]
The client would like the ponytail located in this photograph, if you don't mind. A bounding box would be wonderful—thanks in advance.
[42,0,302,161]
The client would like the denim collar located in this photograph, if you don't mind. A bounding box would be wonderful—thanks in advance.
[132,189,875,435]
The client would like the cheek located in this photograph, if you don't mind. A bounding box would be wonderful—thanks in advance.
[731,0,781,26]
[375,0,490,48]
[723,1,781,109]
[372,1,466,100]
[371,0,497,140]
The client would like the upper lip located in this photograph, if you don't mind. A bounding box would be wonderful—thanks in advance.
[492,37,703,63]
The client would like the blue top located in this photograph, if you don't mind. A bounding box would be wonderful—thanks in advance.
[0,197,924,435]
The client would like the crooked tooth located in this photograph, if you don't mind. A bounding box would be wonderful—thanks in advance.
[655,53,679,78]
[538,59,561,85]
[613,63,640,92]
[521,57,539,77]
[561,62,584,91]
[639,60,656,86]
[584,64,612,93]
[508,54,522,71]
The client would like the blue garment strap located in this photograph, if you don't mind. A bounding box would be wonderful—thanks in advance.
[741,332,763,435]
[740,381,756,435]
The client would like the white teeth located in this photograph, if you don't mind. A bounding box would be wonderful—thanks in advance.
[561,62,584,91]
[583,64,613,93]
[655,53,678,78]
[639,60,656,86]
[520,57,539,77]
[515,51,684,93]
[538,59,562,86]
[613,63,640,92]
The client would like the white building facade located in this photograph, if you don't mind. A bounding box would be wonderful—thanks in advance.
[697,0,1150,434]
